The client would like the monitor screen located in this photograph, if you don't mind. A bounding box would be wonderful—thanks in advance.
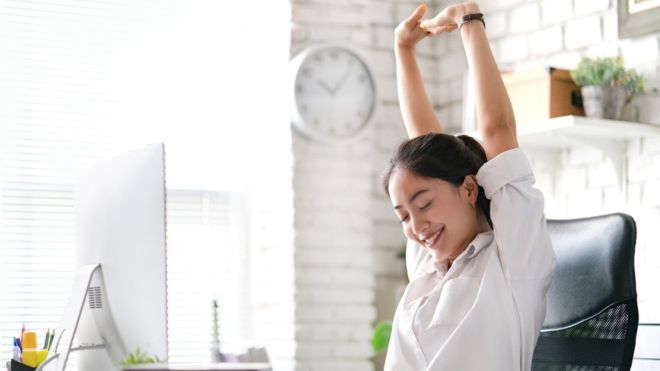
[72,143,168,370]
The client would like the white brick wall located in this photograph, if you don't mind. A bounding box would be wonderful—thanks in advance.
[620,36,660,67]
[498,34,530,64]
[602,12,619,42]
[288,0,414,369]
[485,10,508,39]
[530,26,563,56]
[509,3,540,34]
[573,0,610,17]
[564,16,602,49]
[540,0,573,26]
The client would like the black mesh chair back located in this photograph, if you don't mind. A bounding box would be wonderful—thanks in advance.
[531,213,638,371]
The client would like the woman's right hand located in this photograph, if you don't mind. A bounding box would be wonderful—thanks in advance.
[395,4,460,49]
[394,4,430,49]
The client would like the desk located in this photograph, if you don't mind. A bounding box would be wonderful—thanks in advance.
[123,363,271,371]
[633,323,660,370]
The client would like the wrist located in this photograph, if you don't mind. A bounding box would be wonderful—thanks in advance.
[449,2,481,22]
[395,42,416,54]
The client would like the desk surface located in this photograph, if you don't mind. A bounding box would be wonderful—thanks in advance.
[123,363,271,371]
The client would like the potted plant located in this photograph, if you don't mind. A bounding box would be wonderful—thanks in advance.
[372,320,393,354]
[121,348,161,370]
[571,56,645,120]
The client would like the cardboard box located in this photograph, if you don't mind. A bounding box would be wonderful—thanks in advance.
[502,67,585,123]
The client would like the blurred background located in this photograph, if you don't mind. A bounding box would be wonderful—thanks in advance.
[1,0,660,370]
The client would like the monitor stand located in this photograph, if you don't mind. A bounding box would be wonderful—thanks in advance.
[37,264,127,371]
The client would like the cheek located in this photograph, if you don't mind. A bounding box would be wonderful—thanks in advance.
[402,224,413,239]
[444,193,470,216]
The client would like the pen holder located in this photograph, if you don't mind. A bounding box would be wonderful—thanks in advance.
[9,360,35,371]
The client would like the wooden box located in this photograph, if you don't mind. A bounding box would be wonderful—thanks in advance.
[502,67,585,123]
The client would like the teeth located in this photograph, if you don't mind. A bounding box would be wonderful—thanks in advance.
[423,229,441,246]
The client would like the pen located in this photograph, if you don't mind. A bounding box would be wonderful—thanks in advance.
[20,324,25,350]
[43,329,50,349]
[48,330,55,351]
[12,337,22,362]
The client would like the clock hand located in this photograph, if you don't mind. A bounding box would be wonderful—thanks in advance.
[317,80,335,95]
[332,66,352,93]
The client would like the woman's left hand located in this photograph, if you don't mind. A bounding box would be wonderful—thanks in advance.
[419,7,458,36]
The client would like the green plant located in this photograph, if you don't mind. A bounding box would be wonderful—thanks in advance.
[120,347,161,367]
[571,56,645,100]
[372,320,393,353]
[396,244,406,260]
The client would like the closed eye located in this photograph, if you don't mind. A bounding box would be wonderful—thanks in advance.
[399,215,409,224]
[421,202,432,210]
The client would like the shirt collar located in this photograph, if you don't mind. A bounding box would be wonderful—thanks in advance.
[465,230,494,259]
[421,230,494,275]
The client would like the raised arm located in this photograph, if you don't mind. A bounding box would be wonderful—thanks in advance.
[394,4,443,138]
[421,2,518,159]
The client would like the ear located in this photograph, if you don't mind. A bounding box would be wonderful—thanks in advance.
[461,175,480,206]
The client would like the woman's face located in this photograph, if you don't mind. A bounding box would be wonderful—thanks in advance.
[388,167,481,263]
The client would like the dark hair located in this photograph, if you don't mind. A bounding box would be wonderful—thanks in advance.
[382,133,492,228]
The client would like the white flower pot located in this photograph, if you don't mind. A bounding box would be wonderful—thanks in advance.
[581,85,627,120]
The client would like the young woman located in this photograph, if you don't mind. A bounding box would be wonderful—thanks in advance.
[382,2,556,370]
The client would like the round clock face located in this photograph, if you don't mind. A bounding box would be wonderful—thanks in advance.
[292,46,376,142]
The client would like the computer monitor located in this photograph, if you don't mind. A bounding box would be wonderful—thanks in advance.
[38,143,168,371]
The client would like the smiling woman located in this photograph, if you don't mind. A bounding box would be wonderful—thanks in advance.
[381,2,556,370]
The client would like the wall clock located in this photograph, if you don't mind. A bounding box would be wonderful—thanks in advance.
[290,45,377,143]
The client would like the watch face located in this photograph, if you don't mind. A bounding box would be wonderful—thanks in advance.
[293,46,376,141]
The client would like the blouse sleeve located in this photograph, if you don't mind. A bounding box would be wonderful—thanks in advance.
[475,148,555,280]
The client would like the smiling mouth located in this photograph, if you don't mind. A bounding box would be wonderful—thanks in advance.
[421,227,444,248]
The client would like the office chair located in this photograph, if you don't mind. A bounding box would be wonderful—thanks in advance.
[531,213,638,371]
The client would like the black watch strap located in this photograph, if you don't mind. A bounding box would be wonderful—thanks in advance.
[457,13,485,30]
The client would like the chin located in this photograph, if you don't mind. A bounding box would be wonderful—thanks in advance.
[427,247,444,261]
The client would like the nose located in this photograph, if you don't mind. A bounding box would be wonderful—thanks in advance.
[409,213,429,238]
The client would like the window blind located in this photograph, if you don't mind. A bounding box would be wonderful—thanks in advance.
[0,0,287,366]
[166,189,251,363]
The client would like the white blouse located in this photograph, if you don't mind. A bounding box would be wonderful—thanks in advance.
[384,148,556,371]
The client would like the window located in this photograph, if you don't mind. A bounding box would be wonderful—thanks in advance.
[0,0,289,365]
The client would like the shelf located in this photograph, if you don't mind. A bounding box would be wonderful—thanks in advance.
[466,115,660,192]
[515,115,660,149]
[466,115,660,148]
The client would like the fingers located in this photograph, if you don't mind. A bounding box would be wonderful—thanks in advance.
[404,3,427,28]
[419,9,456,31]
[419,17,455,30]
[421,22,458,36]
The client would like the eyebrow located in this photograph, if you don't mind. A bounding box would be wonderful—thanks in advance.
[393,189,429,210]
